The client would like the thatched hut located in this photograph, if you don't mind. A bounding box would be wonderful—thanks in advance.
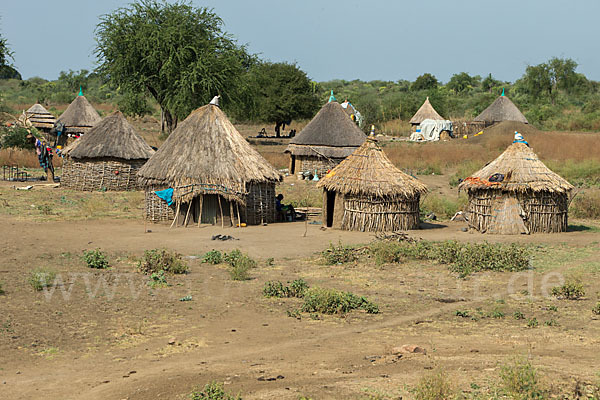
[459,139,573,234]
[25,104,56,131]
[137,104,282,226]
[285,101,366,178]
[473,92,528,125]
[317,135,427,232]
[57,94,102,136]
[409,97,444,126]
[61,111,154,191]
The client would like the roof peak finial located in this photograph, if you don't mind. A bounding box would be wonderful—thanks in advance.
[78,86,83,96]
[209,95,220,107]
[328,90,336,103]
[501,88,505,96]
[370,125,375,137]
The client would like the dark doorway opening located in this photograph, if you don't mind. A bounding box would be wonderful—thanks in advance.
[290,155,296,175]
[326,190,335,227]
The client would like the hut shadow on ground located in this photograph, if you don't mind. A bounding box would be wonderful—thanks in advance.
[419,222,447,230]
[567,224,597,232]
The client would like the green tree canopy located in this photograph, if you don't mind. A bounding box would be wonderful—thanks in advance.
[481,73,501,93]
[446,72,479,93]
[239,61,319,136]
[95,0,251,132]
[412,73,438,91]
[519,57,587,104]
[0,23,20,80]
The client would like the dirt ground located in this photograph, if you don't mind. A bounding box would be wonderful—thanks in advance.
[1,182,600,399]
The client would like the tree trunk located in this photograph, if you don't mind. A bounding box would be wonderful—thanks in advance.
[275,121,282,138]
[164,109,178,134]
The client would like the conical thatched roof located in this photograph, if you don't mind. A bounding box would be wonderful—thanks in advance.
[25,103,56,129]
[285,101,366,158]
[409,97,444,124]
[459,142,573,193]
[318,137,427,198]
[57,95,102,131]
[138,104,281,203]
[473,95,528,124]
[64,111,154,160]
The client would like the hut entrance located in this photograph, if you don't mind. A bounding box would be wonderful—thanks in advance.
[197,194,233,225]
[325,190,336,227]
[487,196,528,235]
[290,155,296,175]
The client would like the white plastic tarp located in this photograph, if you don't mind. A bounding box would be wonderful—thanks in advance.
[410,119,453,142]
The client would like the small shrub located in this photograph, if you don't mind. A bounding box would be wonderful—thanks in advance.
[547,305,558,312]
[190,381,241,400]
[414,369,455,400]
[263,279,309,298]
[263,281,286,298]
[454,309,470,318]
[499,357,545,399]
[513,311,525,320]
[202,250,223,265]
[369,241,404,265]
[224,250,256,281]
[321,241,358,265]
[551,281,585,300]
[28,268,57,291]
[593,302,600,315]
[286,309,301,319]
[83,249,109,269]
[149,270,167,288]
[527,318,539,328]
[138,248,188,275]
[0,281,4,295]
[301,287,379,315]
[289,278,309,297]
[490,308,505,319]
[544,319,559,326]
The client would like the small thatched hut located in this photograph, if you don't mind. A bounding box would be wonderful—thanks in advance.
[473,92,528,125]
[409,97,444,126]
[57,94,102,136]
[61,111,154,191]
[459,139,573,234]
[137,103,282,226]
[285,100,366,178]
[317,135,427,232]
[25,104,56,131]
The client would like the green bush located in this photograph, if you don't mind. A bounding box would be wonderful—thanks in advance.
[414,369,455,400]
[149,270,167,288]
[321,241,358,265]
[138,248,188,275]
[82,249,109,269]
[301,287,379,315]
[592,302,600,315]
[28,268,57,291]
[513,311,526,320]
[420,193,468,220]
[527,318,539,328]
[190,381,242,400]
[224,250,256,281]
[263,279,309,298]
[368,241,405,265]
[499,357,545,399]
[551,281,585,300]
[1,126,35,149]
[202,250,223,265]
[0,281,4,295]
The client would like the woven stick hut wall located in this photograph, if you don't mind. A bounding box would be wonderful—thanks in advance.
[409,97,444,126]
[317,134,427,232]
[57,94,102,136]
[459,138,573,234]
[137,103,282,226]
[61,111,154,191]
[25,104,56,131]
[285,97,366,178]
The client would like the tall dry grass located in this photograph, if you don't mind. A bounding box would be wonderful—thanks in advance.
[0,148,63,168]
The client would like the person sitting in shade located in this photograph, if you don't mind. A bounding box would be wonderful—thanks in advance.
[276,194,296,222]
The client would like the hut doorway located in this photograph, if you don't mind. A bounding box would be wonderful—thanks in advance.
[290,155,296,175]
[326,190,336,227]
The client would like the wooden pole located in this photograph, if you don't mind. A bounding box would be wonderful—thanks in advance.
[229,202,234,227]
[218,195,224,229]
[184,200,192,227]
[236,202,242,228]
[197,195,203,228]
[170,201,181,229]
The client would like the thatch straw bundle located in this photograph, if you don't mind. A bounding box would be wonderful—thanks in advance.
[459,142,574,234]
[57,95,102,134]
[473,95,528,124]
[25,104,56,130]
[61,111,154,191]
[318,137,427,232]
[285,101,366,176]
[409,97,444,125]
[138,104,282,225]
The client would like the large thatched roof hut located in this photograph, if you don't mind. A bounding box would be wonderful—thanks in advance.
[285,100,366,179]
[409,97,444,125]
[459,138,573,234]
[473,93,528,125]
[61,111,154,191]
[57,94,102,136]
[25,104,56,131]
[138,104,282,226]
[317,135,427,232]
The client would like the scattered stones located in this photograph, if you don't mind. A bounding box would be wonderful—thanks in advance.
[392,345,427,355]
[167,338,176,345]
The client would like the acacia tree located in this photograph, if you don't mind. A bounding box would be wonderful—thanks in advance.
[411,73,438,91]
[240,62,319,136]
[95,1,251,133]
[520,57,585,104]
[0,24,20,80]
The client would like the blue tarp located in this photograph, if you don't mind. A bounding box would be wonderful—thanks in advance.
[154,188,174,206]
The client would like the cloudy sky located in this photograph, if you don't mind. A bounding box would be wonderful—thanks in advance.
[3,0,599,83]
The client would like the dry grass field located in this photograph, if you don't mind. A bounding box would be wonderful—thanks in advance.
[1,112,600,399]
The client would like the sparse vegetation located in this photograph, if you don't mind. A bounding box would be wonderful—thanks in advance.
[224,250,256,281]
[82,249,109,269]
[0,281,4,295]
[527,318,539,328]
[592,302,600,315]
[513,311,526,320]
[263,279,309,298]
[499,357,546,399]
[551,281,585,300]
[202,250,223,265]
[413,369,455,400]
[321,241,358,265]
[149,270,167,288]
[189,381,242,400]
[28,268,57,291]
[301,287,379,315]
[138,248,189,275]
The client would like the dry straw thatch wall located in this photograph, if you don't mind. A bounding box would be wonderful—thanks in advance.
[62,158,146,191]
[459,141,573,234]
[340,194,421,232]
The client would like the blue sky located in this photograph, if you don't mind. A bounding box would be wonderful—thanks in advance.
[2,0,599,83]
